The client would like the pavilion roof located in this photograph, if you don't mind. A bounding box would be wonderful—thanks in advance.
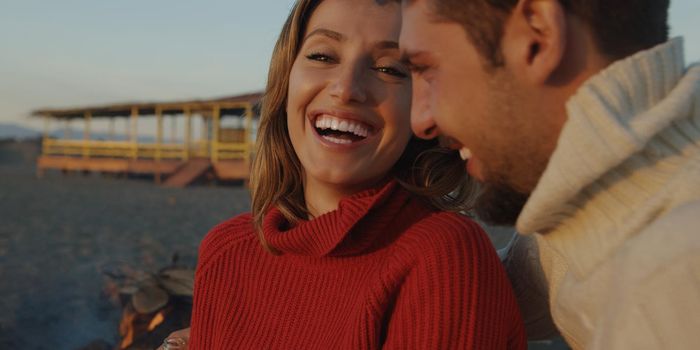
[32,92,264,119]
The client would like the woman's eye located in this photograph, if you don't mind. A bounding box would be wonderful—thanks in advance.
[306,52,335,63]
[374,66,408,78]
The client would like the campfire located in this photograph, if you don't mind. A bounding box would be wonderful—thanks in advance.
[102,255,194,350]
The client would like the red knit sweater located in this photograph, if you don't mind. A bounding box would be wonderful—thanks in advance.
[190,181,526,349]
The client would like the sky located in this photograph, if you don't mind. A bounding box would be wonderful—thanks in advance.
[1,0,698,132]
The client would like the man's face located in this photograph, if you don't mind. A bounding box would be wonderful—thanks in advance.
[400,0,555,225]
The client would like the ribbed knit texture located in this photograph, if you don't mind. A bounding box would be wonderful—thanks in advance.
[190,181,526,349]
[516,38,700,349]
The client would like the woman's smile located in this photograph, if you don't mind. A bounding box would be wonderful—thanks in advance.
[285,0,411,191]
[309,109,379,148]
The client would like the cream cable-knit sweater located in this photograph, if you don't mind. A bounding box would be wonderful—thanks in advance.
[514,38,700,349]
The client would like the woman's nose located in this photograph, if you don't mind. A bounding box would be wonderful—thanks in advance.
[329,65,368,104]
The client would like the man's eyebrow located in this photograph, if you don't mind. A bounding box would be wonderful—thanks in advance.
[400,50,428,66]
[375,40,399,50]
[303,28,345,43]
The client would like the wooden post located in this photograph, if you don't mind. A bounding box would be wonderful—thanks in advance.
[155,106,163,184]
[184,107,192,161]
[244,104,254,164]
[212,105,220,163]
[125,116,130,140]
[42,116,49,140]
[64,119,70,139]
[201,115,208,142]
[202,115,210,158]
[84,112,92,140]
[156,106,163,161]
[38,115,49,179]
[83,111,92,158]
[130,107,139,159]
[109,118,115,140]
[170,114,177,144]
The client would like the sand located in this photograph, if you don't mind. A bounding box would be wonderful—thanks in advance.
[0,140,568,349]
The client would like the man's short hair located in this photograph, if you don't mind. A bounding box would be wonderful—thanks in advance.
[423,0,670,66]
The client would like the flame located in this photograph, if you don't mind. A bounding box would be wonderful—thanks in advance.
[119,309,136,349]
[148,311,165,331]
[118,306,168,349]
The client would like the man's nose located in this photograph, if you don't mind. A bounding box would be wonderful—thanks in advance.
[410,78,439,139]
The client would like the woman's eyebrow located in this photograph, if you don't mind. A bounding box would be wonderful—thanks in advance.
[304,28,345,43]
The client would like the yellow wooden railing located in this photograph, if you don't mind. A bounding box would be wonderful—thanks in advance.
[39,100,257,164]
[42,138,251,161]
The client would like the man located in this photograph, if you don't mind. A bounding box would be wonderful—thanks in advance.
[398,0,700,348]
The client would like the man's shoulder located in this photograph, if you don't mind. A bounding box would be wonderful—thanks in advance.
[595,200,700,349]
[617,199,700,278]
[639,199,700,246]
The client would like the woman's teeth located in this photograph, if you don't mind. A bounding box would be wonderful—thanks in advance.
[459,148,472,160]
[322,136,352,145]
[315,115,369,138]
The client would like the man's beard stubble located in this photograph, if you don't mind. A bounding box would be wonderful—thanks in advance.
[474,182,529,226]
[471,70,530,226]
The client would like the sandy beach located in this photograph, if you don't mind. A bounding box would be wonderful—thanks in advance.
[0,140,567,349]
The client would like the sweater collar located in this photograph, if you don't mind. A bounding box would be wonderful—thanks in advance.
[517,38,700,275]
[262,180,408,257]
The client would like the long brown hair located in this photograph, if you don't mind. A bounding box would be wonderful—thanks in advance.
[250,0,477,252]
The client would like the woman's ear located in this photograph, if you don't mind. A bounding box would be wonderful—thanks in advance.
[500,0,567,84]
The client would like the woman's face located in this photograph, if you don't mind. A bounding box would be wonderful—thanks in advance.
[287,0,411,194]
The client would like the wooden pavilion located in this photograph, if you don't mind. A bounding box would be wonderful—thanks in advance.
[32,92,263,187]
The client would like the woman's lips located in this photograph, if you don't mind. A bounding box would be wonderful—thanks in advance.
[314,114,371,139]
[308,109,379,147]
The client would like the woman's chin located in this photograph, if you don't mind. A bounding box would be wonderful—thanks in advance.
[307,170,383,194]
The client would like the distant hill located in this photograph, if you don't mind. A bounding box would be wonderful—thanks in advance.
[0,123,40,140]
[0,123,159,143]
[47,128,159,143]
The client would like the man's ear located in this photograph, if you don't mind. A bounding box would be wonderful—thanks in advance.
[500,0,566,84]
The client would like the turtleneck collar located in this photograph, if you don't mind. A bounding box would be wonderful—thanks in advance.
[516,38,700,277]
[262,180,415,257]
[518,38,690,234]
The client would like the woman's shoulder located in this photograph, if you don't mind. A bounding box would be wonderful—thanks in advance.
[396,210,497,263]
[197,213,257,269]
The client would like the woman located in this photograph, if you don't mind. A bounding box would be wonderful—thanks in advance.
[164,0,526,348]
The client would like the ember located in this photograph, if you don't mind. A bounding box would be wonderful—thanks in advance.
[148,311,166,331]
